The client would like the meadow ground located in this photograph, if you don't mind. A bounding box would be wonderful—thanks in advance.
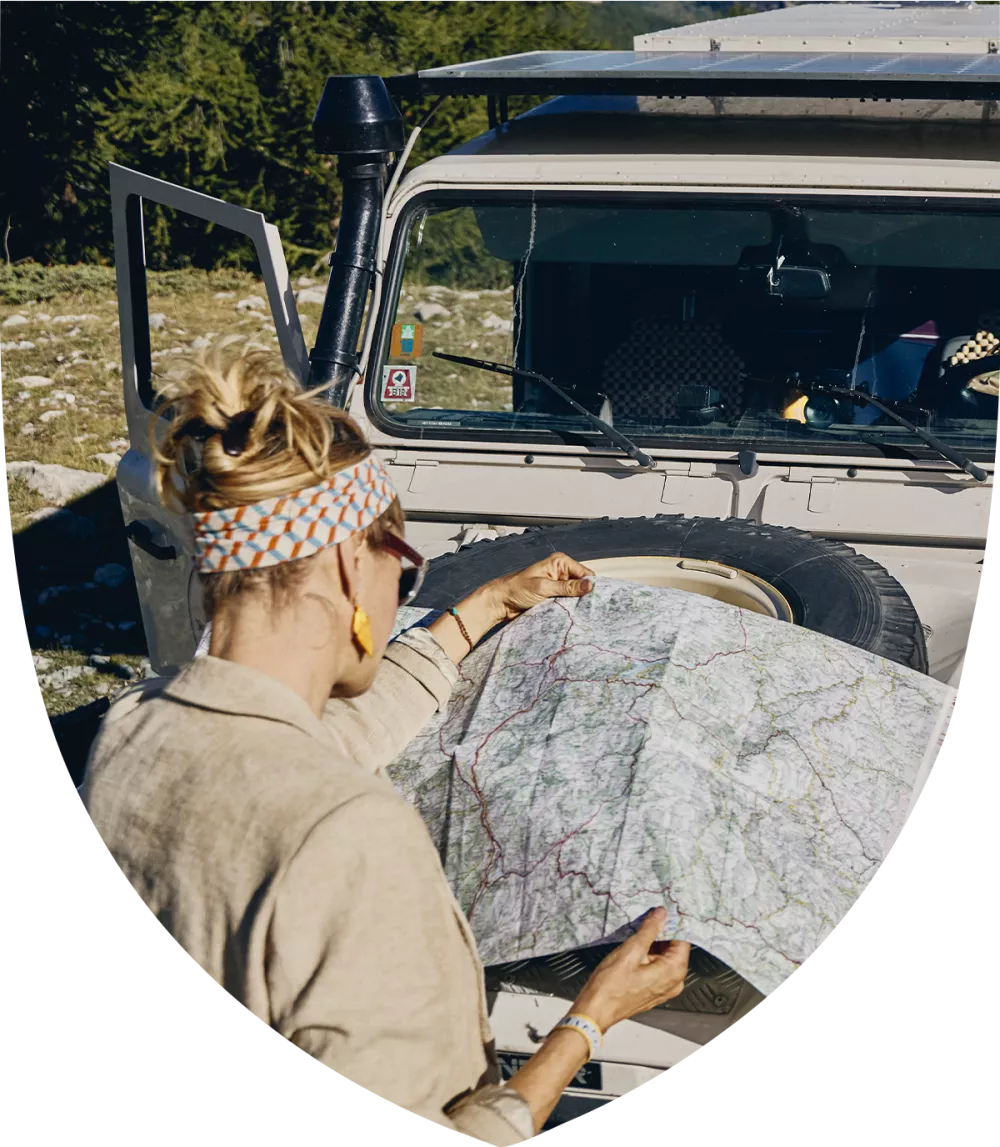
[3,265,512,718]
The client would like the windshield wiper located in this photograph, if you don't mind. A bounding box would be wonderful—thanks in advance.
[816,386,988,482]
[432,352,655,470]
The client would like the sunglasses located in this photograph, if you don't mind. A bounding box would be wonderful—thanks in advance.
[380,532,428,606]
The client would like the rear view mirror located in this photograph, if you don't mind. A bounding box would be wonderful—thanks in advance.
[768,258,831,300]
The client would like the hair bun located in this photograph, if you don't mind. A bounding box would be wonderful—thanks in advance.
[220,411,256,457]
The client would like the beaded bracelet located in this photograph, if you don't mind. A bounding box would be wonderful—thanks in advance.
[552,1012,604,1062]
[449,606,475,651]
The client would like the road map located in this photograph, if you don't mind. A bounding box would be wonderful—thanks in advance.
[388,580,954,995]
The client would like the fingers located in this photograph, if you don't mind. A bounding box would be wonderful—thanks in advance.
[551,553,595,580]
[621,907,668,962]
[538,576,593,599]
[523,553,595,581]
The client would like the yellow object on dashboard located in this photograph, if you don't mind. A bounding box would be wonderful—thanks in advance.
[782,392,809,423]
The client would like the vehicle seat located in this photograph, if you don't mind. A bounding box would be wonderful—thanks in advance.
[599,318,745,424]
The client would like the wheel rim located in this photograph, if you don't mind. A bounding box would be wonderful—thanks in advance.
[585,555,794,622]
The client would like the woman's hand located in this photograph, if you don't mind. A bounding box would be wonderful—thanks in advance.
[570,907,691,1032]
[506,907,689,1132]
[427,553,594,664]
[483,552,595,621]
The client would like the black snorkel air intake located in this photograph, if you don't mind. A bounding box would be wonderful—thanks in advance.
[309,76,405,407]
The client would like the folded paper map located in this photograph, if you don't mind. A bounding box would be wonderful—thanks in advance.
[389,579,954,995]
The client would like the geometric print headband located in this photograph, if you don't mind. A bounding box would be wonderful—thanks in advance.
[192,452,398,573]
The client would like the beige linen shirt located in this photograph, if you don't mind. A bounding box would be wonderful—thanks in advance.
[82,628,532,1144]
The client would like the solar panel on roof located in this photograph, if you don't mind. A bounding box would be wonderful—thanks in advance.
[387,48,1000,102]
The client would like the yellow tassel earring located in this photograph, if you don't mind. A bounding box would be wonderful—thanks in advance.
[351,599,374,658]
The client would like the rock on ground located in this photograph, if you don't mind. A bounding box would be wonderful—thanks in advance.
[295,287,326,305]
[51,314,99,325]
[91,453,121,468]
[148,313,167,329]
[20,423,36,437]
[16,376,54,388]
[7,461,107,506]
[2,314,29,327]
[236,295,267,311]
[44,665,96,688]
[93,562,128,588]
[480,312,513,333]
[413,301,451,322]
[39,410,66,422]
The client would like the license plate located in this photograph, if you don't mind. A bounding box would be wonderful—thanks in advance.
[498,1052,604,1092]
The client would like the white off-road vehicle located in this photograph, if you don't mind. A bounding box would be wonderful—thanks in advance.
[112,3,997,1127]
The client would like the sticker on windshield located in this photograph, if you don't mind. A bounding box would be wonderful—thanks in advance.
[381,364,416,402]
[390,321,423,358]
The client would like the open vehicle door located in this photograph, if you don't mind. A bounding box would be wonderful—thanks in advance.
[110,163,309,674]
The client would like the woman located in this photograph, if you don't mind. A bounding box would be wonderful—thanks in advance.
[83,343,690,1143]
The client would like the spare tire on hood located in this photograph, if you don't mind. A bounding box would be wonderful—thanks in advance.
[410,515,927,673]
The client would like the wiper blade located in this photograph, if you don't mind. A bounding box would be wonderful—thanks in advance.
[432,352,655,470]
[818,386,988,482]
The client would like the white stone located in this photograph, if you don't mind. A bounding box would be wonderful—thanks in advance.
[20,423,35,436]
[189,335,212,350]
[2,314,29,328]
[36,313,51,322]
[41,664,97,690]
[295,287,326,306]
[107,439,129,453]
[6,460,106,505]
[73,434,97,443]
[16,391,30,401]
[32,654,52,672]
[480,312,513,334]
[213,291,236,300]
[51,314,99,324]
[295,276,316,288]
[92,453,121,468]
[413,301,451,322]
[39,409,66,422]
[51,391,76,404]
[2,340,36,351]
[17,376,54,388]
[148,313,167,330]
[236,295,267,312]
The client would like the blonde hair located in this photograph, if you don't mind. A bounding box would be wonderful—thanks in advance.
[152,337,404,610]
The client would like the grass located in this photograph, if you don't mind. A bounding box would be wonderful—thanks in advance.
[3,262,514,718]
[3,265,326,716]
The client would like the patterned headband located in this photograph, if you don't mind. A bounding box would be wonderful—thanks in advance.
[192,453,398,573]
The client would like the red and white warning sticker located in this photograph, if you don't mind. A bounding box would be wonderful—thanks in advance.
[381,364,416,402]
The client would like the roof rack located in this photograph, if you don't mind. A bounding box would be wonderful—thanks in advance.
[388,5,999,106]
[387,48,999,105]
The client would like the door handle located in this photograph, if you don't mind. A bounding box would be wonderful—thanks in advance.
[126,519,178,561]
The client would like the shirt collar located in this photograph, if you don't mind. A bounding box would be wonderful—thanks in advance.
[161,655,331,742]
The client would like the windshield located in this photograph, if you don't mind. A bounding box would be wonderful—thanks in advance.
[374,196,999,462]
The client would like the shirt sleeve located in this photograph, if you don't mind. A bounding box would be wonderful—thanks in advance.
[265,794,531,1144]
[320,626,459,774]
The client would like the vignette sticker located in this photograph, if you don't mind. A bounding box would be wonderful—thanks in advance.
[381,364,416,402]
